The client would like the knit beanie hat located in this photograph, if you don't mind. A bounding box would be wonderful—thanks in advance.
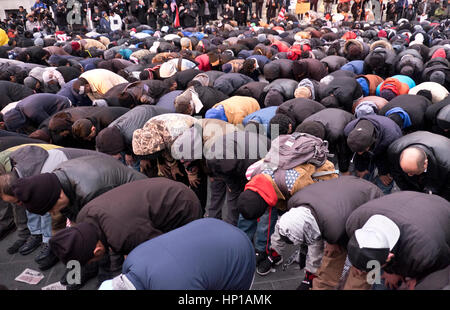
[34,37,44,47]
[96,127,125,155]
[12,173,62,215]
[347,120,376,153]
[380,89,397,101]
[49,222,99,265]
[23,76,40,90]
[430,71,446,85]
[294,86,312,99]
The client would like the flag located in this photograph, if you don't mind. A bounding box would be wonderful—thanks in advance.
[174,5,180,28]
[278,7,286,21]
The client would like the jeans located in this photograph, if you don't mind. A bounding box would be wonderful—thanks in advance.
[361,162,394,195]
[237,207,278,253]
[27,211,52,243]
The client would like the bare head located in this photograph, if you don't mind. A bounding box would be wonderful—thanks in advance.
[399,147,428,177]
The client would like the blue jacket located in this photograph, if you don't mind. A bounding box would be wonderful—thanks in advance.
[205,104,228,122]
[155,90,181,113]
[122,218,255,290]
[341,60,364,75]
[57,79,92,107]
[243,106,277,136]
[344,114,403,175]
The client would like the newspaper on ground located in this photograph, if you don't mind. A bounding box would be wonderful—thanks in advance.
[15,268,45,285]
[42,282,67,290]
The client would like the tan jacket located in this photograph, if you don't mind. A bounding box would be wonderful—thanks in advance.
[264,160,339,211]
[213,96,260,125]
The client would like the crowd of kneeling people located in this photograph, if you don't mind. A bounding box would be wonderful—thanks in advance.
[0,15,449,291]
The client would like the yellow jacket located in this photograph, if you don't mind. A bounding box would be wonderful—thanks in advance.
[213,96,260,125]
[80,69,128,101]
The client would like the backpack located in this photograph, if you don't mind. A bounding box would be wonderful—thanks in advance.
[263,132,330,170]
[246,132,338,201]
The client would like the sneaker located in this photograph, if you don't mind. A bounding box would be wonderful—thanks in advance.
[256,249,283,276]
[18,234,42,255]
[296,271,316,290]
[35,243,59,271]
[255,250,267,266]
[7,238,27,254]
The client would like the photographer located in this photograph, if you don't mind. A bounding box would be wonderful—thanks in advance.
[131,0,149,25]
[55,0,68,31]
[147,6,158,29]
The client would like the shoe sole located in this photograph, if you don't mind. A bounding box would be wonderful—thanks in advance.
[256,269,272,276]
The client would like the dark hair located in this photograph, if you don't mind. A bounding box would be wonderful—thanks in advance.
[58,59,70,66]
[72,118,93,139]
[295,121,326,140]
[269,114,294,135]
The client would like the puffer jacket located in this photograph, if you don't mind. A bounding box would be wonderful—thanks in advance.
[379,94,431,132]
[263,59,294,82]
[346,191,450,280]
[340,60,364,75]
[422,57,450,89]
[320,55,348,73]
[409,82,449,104]
[364,47,396,78]
[319,76,363,112]
[120,218,254,290]
[276,98,326,127]
[242,106,277,136]
[288,176,383,245]
[213,73,254,96]
[387,131,450,200]
[425,96,450,137]
[292,58,328,82]
[263,78,298,101]
[210,96,260,125]
[355,74,384,97]
[234,81,269,104]
[52,154,148,221]
[76,178,202,255]
[395,49,424,81]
